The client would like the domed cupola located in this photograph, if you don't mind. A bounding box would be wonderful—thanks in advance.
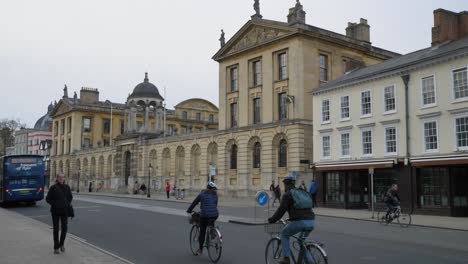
[128,72,164,101]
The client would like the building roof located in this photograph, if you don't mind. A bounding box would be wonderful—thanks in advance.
[34,102,54,130]
[128,72,164,101]
[313,37,468,94]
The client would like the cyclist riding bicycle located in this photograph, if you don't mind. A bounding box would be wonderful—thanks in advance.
[384,183,400,221]
[268,176,315,264]
[187,181,219,256]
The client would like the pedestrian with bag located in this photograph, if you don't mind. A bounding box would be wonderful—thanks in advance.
[308,179,318,208]
[46,172,74,254]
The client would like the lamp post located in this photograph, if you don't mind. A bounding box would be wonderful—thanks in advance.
[77,168,81,193]
[147,164,153,198]
[105,100,113,146]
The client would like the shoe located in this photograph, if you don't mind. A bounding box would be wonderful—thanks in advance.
[194,249,203,256]
[278,257,290,264]
[54,249,60,254]
[60,246,65,252]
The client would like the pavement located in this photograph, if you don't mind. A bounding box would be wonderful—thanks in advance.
[0,207,131,264]
[78,190,468,231]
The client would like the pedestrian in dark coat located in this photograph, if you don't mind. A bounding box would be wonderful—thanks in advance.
[46,173,73,254]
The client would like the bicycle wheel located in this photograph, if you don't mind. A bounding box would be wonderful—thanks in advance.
[189,225,199,255]
[265,237,282,264]
[207,227,222,263]
[398,212,412,227]
[305,243,328,264]
[377,209,389,225]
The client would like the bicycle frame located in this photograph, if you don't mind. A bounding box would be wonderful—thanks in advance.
[270,232,312,264]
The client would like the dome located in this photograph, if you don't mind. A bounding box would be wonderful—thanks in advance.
[34,102,53,130]
[128,72,164,100]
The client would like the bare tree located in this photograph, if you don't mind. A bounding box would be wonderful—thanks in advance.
[0,118,26,155]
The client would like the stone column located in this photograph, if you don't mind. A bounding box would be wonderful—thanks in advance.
[130,107,137,132]
[144,106,149,132]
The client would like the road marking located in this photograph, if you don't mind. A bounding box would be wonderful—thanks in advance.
[73,205,102,209]
[29,215,49,218]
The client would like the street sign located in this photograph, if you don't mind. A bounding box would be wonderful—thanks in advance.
[255,191,269,206]
[291,171,297,179]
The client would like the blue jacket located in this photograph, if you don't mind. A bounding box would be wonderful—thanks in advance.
[308,182,317,194]
[187,190,219,218]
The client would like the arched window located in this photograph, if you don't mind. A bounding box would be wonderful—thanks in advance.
[278,139,287,167]
[253,142,261,168]
[230,144,238,170]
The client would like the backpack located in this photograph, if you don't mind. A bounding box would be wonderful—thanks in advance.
[290,188,312,209]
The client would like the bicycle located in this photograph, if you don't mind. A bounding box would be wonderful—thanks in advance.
[189,212,223,263]
[377,205,412,227]
[265,219,328,264]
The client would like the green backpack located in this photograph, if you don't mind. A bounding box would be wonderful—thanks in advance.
[290,188,312,209]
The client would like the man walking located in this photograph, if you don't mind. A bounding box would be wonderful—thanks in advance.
[46,173,73,254]
[165,182,171,199]
[308,179,317,208]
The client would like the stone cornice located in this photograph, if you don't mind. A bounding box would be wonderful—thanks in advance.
[417,111,442,119]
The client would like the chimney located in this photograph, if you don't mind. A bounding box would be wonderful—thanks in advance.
[80,87,99,103]
[432,9,468,46]
[287,1,306,25]
[346,18,371,44]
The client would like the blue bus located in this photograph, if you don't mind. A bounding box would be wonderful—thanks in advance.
[0,155,45,204]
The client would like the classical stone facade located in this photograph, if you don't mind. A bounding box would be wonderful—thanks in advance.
[51,2,398,196]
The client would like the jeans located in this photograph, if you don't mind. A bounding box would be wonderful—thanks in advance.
[310,193,317,208]
[281,220,314,258]
[199,216,218,250]
[52,214,68,249]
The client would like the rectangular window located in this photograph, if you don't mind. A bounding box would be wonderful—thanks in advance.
[182,111,188,120]
[83,138,91,149]
[120,120,125,134]
[322,135,331,158]
[340,96,350,120]
[83,118,91,133]
[340,133,350,157]
[385,127,397,154]
[209,114,214,123]
[54,121,58,136]
[67,117,72,133]
[279,93,288,120]
[453,67,468,100]
[230,103,238,128]
[253,60,262,86]
[278,52,287,80]
[230,67,238,92]
[424,121,438,152]
[61,140,64,154]
[362,130,373,155]
[103,119,111,134]
[361,90,372,116]
[195,113,201,121]
[384,85,396,112]
[319,54,328,82]
[422,76,436,106]
[181,126,187,134]
[456,116,468,149]
[61,119,65,135]
[253,98,261,124]
[68,138,71,153]
[321,99,330,123]
[418,167,449,208]
[326,172,345,203]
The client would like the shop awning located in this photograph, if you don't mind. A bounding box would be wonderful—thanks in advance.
[314,159,396,171]
[411,155,468,166]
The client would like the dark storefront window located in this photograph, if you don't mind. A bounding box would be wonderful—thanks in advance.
[326,172,344,203]
[418,168,449,208]
[374,174,395,203]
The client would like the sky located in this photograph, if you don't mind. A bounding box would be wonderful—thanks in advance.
[1,0,466,127]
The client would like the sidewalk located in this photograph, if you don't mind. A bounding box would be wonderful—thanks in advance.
[0,208,131,264]
[79,191,468,231]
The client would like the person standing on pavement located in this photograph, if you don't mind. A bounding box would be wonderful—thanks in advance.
[46,172,73,254]
[272,184,281,206]
[299,180,307,191]
[165,182,171,199]
[308,179,318,208]
[269,180,275,204]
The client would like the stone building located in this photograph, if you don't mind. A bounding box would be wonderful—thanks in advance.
[312,9,468,216]
[51,1,398,195]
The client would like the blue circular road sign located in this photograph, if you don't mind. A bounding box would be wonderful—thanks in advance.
[256,191,269,206]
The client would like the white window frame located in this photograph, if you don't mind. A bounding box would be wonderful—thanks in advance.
[360,90,372,118]
[451,66,468,103]
[422,119,439,153]
[339,131,351,159]
[321,134,332,160]
[361,128,373,157]
[321,99,331,124]
[453,114,468,151]
[383,84,397,115]
[420,74,437,109]
[384,126,398,156]
[340,95,351,121]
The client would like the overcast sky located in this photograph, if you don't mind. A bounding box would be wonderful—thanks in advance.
[1,0,466,127]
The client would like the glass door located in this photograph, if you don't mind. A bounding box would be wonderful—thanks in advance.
[451,167,468,216]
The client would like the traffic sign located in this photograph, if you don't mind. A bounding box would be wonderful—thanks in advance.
[255,191,269,206]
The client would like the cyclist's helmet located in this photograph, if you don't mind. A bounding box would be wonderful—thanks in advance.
[207,181,218,190]
[282,176,296,184]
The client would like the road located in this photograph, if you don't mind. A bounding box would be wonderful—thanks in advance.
[7,194,468,264]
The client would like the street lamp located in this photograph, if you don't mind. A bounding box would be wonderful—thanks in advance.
[147,164,153,198]
[105,100,113,146]
[77,168,81,193]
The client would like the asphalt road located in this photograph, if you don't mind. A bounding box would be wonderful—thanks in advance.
[7,194,468,264]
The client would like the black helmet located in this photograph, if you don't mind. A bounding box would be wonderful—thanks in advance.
[282,176,296,184]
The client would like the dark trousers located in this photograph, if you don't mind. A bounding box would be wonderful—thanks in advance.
[166,190,170,199]
[311,193,317,208]
[52,214,68,249]
[199,216,218,250]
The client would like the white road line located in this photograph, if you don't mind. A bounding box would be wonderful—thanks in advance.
[73,205,102,209]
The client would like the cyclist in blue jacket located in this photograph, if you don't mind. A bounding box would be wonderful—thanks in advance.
[187,181,219,256]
